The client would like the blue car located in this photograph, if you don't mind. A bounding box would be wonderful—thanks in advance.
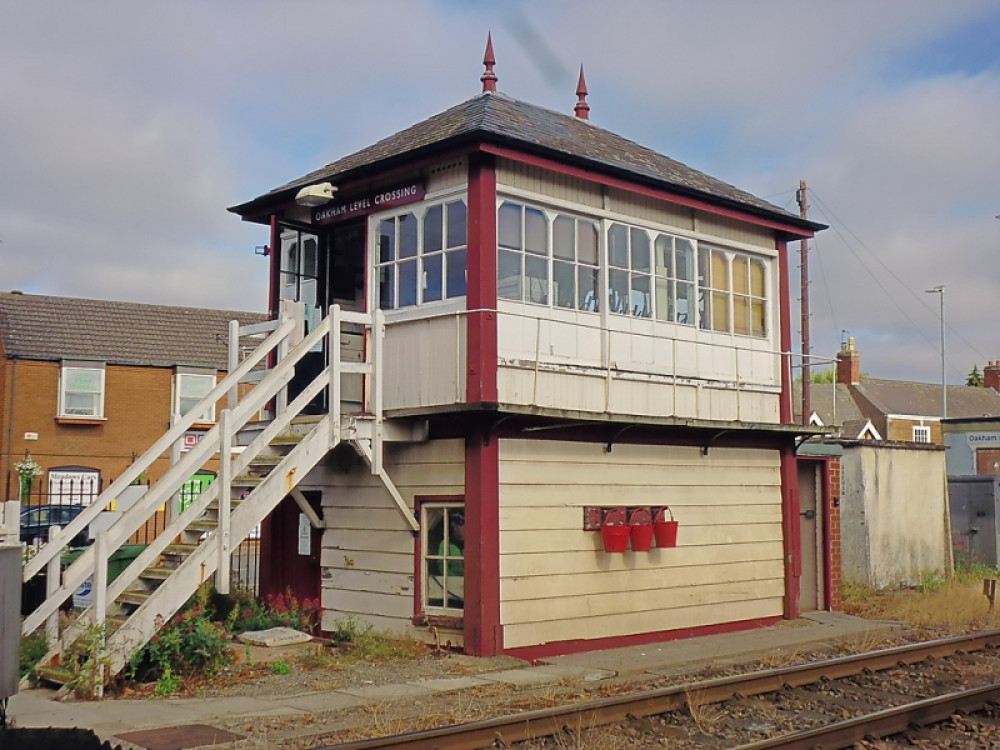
[20,504,88,546]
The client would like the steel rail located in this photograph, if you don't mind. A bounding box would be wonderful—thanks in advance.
[730,683,1000,749]
[320,629,1000,750]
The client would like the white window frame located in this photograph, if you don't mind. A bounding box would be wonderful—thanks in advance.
[421,502,465,615]
[913,425,931,443]
[175,369,217,424]
[58,361,106,418]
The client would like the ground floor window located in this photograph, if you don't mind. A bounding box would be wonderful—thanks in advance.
[422,503,465,612]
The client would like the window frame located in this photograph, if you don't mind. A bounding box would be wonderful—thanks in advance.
[58,361,106,419]
[416,497,466,619]
[912,425,931,443]
[175,369,217,424]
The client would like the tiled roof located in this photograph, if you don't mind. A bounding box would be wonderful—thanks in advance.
[856,379,1000,420]
[232,92,822,232]
[0,292,267,369]
[793,382,867,426]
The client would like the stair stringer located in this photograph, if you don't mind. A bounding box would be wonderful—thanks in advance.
[100,415,335,678]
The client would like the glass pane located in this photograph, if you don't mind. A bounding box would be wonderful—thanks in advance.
[398,259,418,307]
[445,248,467,298]
[712,290,729,331]
[609,268,628,315]
[524,207,547,256]
[630,228,650,272]
[446,200,467,248]
[281,271,298,300]
[497,248,522,300]
[180,374,213,399]
[399,213,417,259]
[67,369,101,393]
[524,255,548,305]
[578,221,598,265]
[676,239,695,280]
[378,220,395,263]
[608,224,628,268]
[553,215,574,261]
[553,261,575,309]
[631,274,651,317]
[654,234,673,276]
[65,393,97,416]
[732,256,749,294]
[676,281,695,325]
[423,205,443,254]
[379,266,395,310]
[654,278,672,321]
[425,507,446,607]
[423,254,443,303]
[498,201,521,249]
[751,299,766,337]
[302,236,318,277]
[281,237,299,273]
[712,250,728,291]
[578,266,599,312]
[750,258,765,297]
[733,295,750,335]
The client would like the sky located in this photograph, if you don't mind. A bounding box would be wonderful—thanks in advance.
[1,0,998,386]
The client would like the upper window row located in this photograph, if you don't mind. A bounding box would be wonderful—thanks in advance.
[497,200,768,338]
[377,199,467,310]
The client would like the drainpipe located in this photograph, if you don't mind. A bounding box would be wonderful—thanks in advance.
[3,356,17,502]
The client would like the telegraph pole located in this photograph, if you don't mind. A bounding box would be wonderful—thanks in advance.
[796,180,811,425]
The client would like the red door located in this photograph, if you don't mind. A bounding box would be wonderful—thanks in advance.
[259,491,322,609]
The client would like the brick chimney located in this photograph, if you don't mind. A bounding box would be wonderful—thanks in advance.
[985,361,1000,392]
[837,337,860,385]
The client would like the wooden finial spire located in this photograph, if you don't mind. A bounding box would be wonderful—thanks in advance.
[481,32,498,93]
[574,65,590,120]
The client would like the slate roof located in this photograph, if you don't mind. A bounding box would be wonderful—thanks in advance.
[0,292,267,369]
[793,382,867,425]
[231,91,824,234]
[855,379,1000,419]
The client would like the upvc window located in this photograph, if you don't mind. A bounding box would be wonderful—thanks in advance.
[913,425,931,443]
[59,363,105,418]
[653,233,696,325]
[498,201,549,304]
[608,223,652,317]
[176,371,216,423]
[378,198,467,310]
[423,503,465,612]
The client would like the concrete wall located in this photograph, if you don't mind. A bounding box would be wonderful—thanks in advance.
[839,442,952,588]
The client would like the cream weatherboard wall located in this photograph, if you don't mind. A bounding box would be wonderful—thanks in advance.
[316,439,465,636]
[497,438,785,650]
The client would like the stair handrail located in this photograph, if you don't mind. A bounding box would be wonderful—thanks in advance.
[21,313,298,585]
[21,311,333,637]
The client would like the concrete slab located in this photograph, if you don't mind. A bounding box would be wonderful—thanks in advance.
[270,691,364,714]
[407,675,491,693]
[335,681,441,702]
[475,667,564,690]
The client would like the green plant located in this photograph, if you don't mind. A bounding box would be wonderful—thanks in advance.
[63,622,112,699]
[224,588,321,633]
[19,630,48,679]
[144,610,233,680]
[154,665,182,696]
[330,615,368,643]
[270,661,291,675]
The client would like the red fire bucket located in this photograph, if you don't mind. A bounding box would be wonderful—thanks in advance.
[654,506,678,548]
[601,507,629,553]
[629,507,654,552]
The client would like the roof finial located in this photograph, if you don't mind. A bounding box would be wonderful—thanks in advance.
[574,65,590,120]
[481,32,498,93]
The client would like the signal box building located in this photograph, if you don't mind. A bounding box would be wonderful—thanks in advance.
[231,45,830,659]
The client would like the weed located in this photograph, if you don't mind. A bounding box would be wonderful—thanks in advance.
[141,609,233,682]
[19,630,48,680]
[686,686,726,735]
[270,661,291,675]
[330,615,368,643]
[154,665,182,696]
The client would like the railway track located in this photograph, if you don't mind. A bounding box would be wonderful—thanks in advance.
[320,629,1000,750]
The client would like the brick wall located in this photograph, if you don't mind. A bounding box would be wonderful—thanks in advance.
[3,358,225,501]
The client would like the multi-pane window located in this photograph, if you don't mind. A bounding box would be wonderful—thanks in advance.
[698,246,766,336]
[280,231,319,308]
[653,234,696,325]
[423,503,465,611]
[553,213,600,311]
[608,224,651,317]
[498,201,549,304]
[59,363,105,418]
[176,372,216,423]
[913,425,931,444]
[378,199,467,310]
[733,255,766,336]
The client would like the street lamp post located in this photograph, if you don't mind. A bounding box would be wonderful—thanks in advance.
[924,285,946,419]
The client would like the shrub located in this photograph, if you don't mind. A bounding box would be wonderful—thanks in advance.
[143,608,233,683]
[19,630,48,679]
[224,588,320,633]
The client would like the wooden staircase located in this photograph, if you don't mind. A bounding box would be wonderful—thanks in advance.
[21,303,417,695]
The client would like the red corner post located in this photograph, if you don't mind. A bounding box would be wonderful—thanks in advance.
[465,151,498,404]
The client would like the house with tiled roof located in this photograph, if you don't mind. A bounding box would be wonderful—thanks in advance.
[0,291,266,504]
[22,39,855,688]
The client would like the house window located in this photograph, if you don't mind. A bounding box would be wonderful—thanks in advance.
[913,425,931,443]
[423,503,465,612]
[653,233,696,325]
[498,200,549,304]
[378,198,467,310]
[59,362,105,418]
[176,371,216,423]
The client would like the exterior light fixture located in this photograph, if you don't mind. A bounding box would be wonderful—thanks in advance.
[295,182,337,207]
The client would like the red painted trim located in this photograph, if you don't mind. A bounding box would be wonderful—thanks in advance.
[821,458,834,611]
[466,153,498,404]
[504,615,783,663]
[479,144,816,239]
[268,215,280,317]
[465,435,500,655]
[412,494,464,621]
[780,446,801,620]
[776,239,793,424]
